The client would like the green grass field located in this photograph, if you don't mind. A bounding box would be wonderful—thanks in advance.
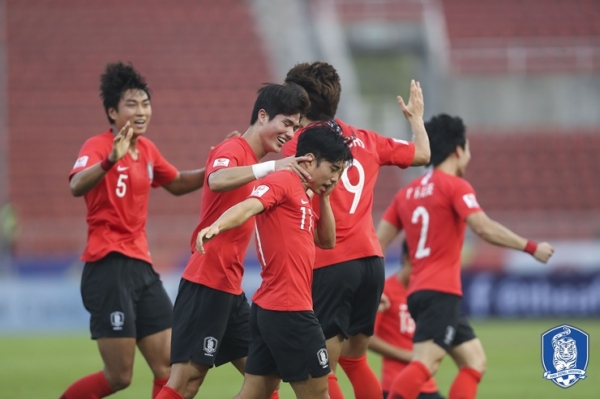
[0,319,597,398]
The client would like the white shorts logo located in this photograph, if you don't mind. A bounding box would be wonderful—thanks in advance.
[204,336,218,356]
[251,185,270,197]
[110,311,125,331]
[213,158,230,168]
[73,156,89,169]
[444,326,456,346]
[317,348,329,368]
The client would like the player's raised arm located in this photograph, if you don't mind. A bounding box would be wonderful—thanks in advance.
[195,198,264,253]
[69,122,133,196]
[397,80,430,166]
[466,211,554,263]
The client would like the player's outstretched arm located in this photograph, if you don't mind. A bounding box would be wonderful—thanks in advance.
[208,156,312,193]
[163,168,206,196]
[466,211,555,263]
[368,334,413,363]
[195,198,265,253]
[397,80,430,166]
[70,122,134,197]
[377,220,402,254]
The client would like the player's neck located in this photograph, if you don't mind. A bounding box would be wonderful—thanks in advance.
[241,126,267,160]
[436,159,460,176]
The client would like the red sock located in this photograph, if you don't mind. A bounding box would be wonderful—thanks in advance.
[328,373,345,399]
[339,355,382,399]
[448,367,482,399]
[388,361,431,399]
[152,378,169,399]
[270,390,280,399]
[60,371,113,399]
[154,385,184,399]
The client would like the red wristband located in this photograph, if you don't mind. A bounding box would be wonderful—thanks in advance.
[100,157,115,171]
[524,240,537,255]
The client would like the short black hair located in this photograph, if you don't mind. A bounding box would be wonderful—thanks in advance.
[285,62,341,121]
[249,83,310,125]
[425,114,467,167]
[100,62,151,124]
[295,120,353,167]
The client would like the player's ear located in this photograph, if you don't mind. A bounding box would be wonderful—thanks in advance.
[258,109,269,125]
[108,107,118,121]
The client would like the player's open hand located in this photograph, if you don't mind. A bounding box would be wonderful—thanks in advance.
[378,293,391,312]
[195,225,220,254]
[275,156,312,182]
[534,242,555,263]
[397,80,424,121]
[110,121,134,162]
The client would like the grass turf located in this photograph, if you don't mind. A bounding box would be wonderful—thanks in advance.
[0,319,597,398]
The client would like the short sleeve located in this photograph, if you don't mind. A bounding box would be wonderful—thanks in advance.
[149,145,178,187]
[206,139,247,177]
[248,172,290,211]
[69,136,108,179]
[375,134,416,168]
[381,191,404,230]
[451,178,483,220]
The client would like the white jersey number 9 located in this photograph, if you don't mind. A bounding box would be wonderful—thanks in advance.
[340,159,365,214]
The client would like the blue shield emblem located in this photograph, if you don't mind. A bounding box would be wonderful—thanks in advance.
[542,324,588,388]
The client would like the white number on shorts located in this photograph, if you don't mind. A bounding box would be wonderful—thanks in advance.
[116,174,128,198]
[411,206,431,259]
[340,159,365,214]
[300,206,313,231]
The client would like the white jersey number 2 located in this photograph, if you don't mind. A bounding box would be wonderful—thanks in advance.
[411,206,431,259]
[340,159,365,214]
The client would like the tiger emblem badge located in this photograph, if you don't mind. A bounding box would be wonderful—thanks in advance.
[542,325,588,388]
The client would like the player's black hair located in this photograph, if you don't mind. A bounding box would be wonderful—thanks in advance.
[285,62,341,121]
[100,62,151,124]
[425,114,467,167]
[250,83,310,125]
[295,120,353,167]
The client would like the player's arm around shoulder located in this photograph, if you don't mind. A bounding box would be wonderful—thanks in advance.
[466,211,555,263]
[162,168,205,196]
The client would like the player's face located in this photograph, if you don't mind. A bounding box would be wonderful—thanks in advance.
[258,111,301,153]
[308,159,345,195]
[108,89,152,136]
[457,140,471,176]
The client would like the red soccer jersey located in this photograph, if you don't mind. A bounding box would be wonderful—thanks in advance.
[182,137,259,295]
[375,275,438,394]
[250,170,317,311]
[382,170,482,296]
[283,119,415,268]
[69,130,178,264]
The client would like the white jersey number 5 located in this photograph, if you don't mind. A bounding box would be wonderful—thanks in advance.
[411,206,431,259]
[340,159,365,214]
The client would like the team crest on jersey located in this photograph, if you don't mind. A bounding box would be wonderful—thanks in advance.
[147,162,154,182]
[542,325,588,388]
[317,348,329,368]
[110,311,124,331]
[204,336,218,356]
[251,185,270,197]
[73,155,89,169]
[213,158,230,168]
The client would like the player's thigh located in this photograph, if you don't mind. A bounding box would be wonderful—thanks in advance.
[235,373,280,399]
[289,374,329,399]
[347,256,385,337]
[312,261,363,339]
[97,337,137,382]
[137,328,171,377]
[412,340,447,374]
[168,361,211,397]
[448,337,486,373]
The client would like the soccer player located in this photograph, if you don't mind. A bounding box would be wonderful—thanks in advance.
[376,114,555,399]
[196,122,353,399]
[369,240,444,399]
[156,83,311,399]
[283,61,431,399]
[63,62,211,399]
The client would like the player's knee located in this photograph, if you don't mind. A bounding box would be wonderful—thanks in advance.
[107,371,133,391]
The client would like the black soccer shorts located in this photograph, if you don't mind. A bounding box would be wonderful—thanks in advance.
[407,290,476,351]
[312,256,385,339]
[245,304,331,382]
[81,252,173,340]
[170,278,250,367]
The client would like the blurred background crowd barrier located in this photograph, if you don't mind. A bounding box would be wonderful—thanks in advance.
[1,0,599,333]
